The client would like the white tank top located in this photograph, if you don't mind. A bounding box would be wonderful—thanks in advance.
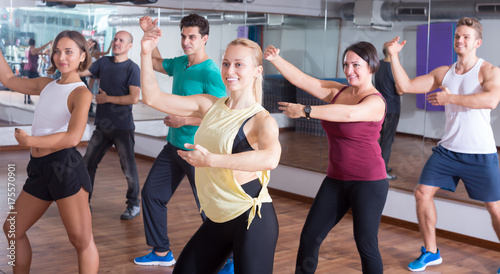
[438,58,497,154]
[31,80,86,137]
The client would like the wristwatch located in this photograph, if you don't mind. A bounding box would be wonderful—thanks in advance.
[304,105,311,119]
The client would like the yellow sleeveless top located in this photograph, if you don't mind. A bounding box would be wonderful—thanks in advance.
[194,97,272,228]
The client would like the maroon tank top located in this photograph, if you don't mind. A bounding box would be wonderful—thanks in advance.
[24,49,39,72]
[321,86,387,181]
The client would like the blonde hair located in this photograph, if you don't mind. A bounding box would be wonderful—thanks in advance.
[226,38,263,104]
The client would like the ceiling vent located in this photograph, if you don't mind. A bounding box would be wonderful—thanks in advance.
[477,3,500,13]
[108,0,157,4]
[353,0,392,30]
[396,6,427,16]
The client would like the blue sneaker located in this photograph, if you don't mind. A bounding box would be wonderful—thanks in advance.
[134,250,176,266]
[497,266,500,274]
[407,246,442,272]
[219,258,234,274]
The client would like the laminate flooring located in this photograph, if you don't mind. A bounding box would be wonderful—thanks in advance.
[0,138,498,273]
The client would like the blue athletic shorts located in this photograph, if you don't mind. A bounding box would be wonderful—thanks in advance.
[418,145,500,202]
[23,147,92,201]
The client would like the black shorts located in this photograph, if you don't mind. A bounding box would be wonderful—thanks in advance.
[23,147,92,201]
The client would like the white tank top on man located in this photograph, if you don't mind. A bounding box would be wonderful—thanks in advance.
[439,58,497,154]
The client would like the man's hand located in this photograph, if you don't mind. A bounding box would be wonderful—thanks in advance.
[96,89,109,104]
[163,115,186,128]
[386,37,407,57]
[427,86,452,106]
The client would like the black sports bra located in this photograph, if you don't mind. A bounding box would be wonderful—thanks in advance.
[231,116,254,154]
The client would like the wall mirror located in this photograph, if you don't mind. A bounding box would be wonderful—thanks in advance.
[2,0,499,205]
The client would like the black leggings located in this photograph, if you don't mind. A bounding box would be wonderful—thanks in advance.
[173,179,279,274]
[296,177,389,274]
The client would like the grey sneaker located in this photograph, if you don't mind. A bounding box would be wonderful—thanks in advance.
[120,205,140,220]
[387,172,397,180]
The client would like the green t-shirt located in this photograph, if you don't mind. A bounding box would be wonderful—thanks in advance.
[162,55,226,150]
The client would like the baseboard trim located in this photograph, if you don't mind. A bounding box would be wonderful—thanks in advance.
[381,215,500,252]
[269,187,500,252]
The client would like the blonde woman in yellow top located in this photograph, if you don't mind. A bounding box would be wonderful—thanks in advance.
[141,28,281,273]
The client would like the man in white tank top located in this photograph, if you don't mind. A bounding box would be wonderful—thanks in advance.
[387,17,500,272]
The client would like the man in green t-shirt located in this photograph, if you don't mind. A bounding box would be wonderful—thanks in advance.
[134,14,227,268]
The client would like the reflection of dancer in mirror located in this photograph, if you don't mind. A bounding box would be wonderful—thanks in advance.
[134,14,228,270]
[1,30,99,273]
[387,17,500,272]
[24,38,52,104]
[86,39,112,117]
[374,42,403,180]
[265,42,388,274]
[141,25,281,273]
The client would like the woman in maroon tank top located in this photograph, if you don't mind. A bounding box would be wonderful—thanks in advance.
[23,38,52,104]
[265,41,389,274]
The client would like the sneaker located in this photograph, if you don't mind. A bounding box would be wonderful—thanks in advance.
[498,267,500,274]
[219,258,234,274]
[387,172,397,180]
[407,246,442,272]
[120,205,140,220]
[134,250,176,266]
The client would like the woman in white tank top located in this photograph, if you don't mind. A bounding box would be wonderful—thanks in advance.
[0,31,99,273]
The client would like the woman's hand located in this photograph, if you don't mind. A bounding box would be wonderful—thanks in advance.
[14,128,31,147]
[140,16,158,32]
[278,102,305,119]
[264,45,280,61]
[178,143,212,167]
[141,28,162,56]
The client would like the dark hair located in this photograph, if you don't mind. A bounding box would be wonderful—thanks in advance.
[46,30,91,75]
[91,39,99,51]
[180,13,210,37]
[28,38,35,46]
[457,17,482,39]
[342,41,379,73]
[382,46,389,58]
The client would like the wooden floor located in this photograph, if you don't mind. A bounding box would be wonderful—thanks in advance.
[0,142,499,273]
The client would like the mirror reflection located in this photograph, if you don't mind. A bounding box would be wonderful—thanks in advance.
[2,1,500,206]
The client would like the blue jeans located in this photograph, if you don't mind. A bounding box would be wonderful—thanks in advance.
[141,143,206,252]
[83,126,140,206]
